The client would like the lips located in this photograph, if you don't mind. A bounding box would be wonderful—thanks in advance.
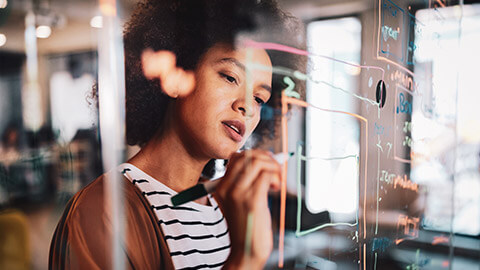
[221,120,245,143]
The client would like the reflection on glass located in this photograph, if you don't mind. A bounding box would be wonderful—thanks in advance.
[306,17,361,217]
[413,4,480,236]
[0,1,102,269]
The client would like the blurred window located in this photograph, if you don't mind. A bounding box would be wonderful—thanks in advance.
[305,17,361,219]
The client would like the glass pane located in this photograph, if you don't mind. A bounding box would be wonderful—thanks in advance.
[1,1,478,269]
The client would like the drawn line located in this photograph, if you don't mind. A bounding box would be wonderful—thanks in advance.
[296,143,303,240]
[296,222,358,237]
[283,97,368,122]
[249,63,379,106]
[295,143,358,237]
[395,238,408,244]
[386,142,392,158]
[283,77,300,99]
[432,235,450,245]
[244,212,254,257]
[300,154,359,161]
[278,91,288,268]
[397,83,415,96]
[435,0,446,8]
[359,245,362,270]
[395,236,418,245]
[283,96,368,240]
[246,40,384,106]
[394,156,412,163]
[393,85,412,164]
[376,0,415,77]
[278,95,369,267]
[364,243,366,270]
[314,79,378,106]
[375,137,380,235]
[245,40,385,81]
[376,141,383,152]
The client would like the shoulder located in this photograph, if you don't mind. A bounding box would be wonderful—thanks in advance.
[50,173,172,269]
[64,173,152,229]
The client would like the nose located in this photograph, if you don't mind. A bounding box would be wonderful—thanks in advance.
[232,96,255,117]
[232,98,246,116]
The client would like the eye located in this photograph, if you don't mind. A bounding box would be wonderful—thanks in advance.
[255,97,265,105]
[219,72,237,84]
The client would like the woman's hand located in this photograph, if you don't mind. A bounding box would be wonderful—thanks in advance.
[214,150,281,269]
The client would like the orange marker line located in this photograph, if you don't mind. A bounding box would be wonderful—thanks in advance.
[395,238,407,245]
[358,245,362,270]
[278,96,370,267]
[278,91,288,268]
[284,97,367,122]
[394,156,412,163]
[435,0,446,8]
[364,121,368,239]
[283,96,369,238]
[432,236,449,245]
[363,243,366,270]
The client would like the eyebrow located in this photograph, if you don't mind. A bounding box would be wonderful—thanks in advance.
[216,57,272,92]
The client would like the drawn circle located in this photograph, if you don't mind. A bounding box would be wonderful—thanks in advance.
[376,80,387,108]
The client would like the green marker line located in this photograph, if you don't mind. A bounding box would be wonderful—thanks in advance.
[300,154,359,161]
[295,143,359,237]
[296,222,358,237]
[244,212,254,256]
[283,76,300,98]
[247,63,379,106]
[296,144,303,236]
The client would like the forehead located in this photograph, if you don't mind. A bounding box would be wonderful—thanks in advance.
[201,43,272,71]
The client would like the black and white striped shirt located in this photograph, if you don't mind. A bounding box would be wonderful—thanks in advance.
[119,163,230,270]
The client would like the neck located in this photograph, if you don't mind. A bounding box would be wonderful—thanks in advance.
[128,126,210,193]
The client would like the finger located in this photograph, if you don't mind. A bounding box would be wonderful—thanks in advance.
[217,150,280,201]
[269,169,282,191]
[230,158,281,193]
[221,151,280,191]
[250,171,278,209]
[227,149,273,162]
[225,149,278,174]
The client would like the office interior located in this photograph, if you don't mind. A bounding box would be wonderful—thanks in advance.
[0,0,479,269]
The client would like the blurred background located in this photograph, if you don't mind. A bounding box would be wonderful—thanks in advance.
[0,0,479,269]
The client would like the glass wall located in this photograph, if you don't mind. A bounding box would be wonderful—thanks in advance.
[0,0,478,269]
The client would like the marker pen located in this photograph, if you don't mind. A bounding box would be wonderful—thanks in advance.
[171,152,292,206]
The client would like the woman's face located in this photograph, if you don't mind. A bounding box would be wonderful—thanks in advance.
[173,43,273,160]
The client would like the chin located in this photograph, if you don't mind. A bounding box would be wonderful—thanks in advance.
[214,148,238,160]
[210,143,241,160]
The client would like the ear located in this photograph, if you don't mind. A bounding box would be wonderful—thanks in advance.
[142,49,196,98]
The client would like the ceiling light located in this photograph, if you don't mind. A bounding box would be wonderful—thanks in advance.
[90,15,103,28]
[0,0,7,9]
[0,33,6,46]
[36,25,51,38]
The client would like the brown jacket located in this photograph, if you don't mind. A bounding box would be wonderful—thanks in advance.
[49,174,175,270]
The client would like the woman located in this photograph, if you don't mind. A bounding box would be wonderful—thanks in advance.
[49,0,304,269]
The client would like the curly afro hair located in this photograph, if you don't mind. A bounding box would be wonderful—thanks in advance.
[123,0,305,147]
